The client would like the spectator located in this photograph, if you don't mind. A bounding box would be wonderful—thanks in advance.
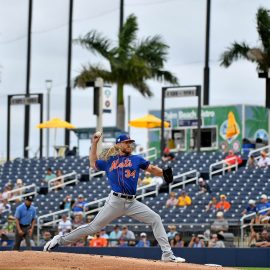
[166,192,178,208]
[241,199,257,216]
[21,238,36,247]
[72,194,87,215]
[152,176,164,189]
[167,225,178,241]
[100,228,109,239]
[162,147,175,162]
[210,211,229,233]
[208,233,225,248]
[120,225,135,246]
[54,169,64,191]
[254,229,270,247]
[197,178,211,195]
[89,231,108,247]
[256,194,270,220]
[249,211,264,246]
[13,196,36,250]
[0,199,11,215]
[0,215,16,241]
[109,225,122,247]
[224,150,242,171]
[170,233,184,248]
[39,231,52,246]
[135,232,150,247]
[13,179,25,197]
[43,168,56,183]
[58,215,72,236]
[177,190,192,207]
[59,195,75,211]
[72,236,86,247]
[188,234,205,248]
[72,213,84,229]
[206,197,218,212]
[215,194,231,212]
[2,184,12,200]
[247,155,257,169]
[138,172,152,186]
[257,151,270,168]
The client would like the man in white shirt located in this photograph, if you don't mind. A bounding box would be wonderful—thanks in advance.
[58,215,72,236]
[257,151,270,168]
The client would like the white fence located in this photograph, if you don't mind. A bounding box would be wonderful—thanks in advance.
[169,170,200,194]
[47,171,78,192]
[240,206,270,247]
[209,157,238,180]
[7,184,37,202]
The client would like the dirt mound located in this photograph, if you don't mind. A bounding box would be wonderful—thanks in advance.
[0,251,236,270]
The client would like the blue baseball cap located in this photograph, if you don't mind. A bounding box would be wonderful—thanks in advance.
[116,134,135,144]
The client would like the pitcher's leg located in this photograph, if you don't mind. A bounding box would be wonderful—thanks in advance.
[60,194,124,245]
[125,200,172,256]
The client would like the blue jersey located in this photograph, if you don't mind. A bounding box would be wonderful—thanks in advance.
[95,154,150,195]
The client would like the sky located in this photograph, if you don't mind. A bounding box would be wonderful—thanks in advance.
[0,0,269,158]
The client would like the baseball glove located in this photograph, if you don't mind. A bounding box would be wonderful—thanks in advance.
[162,167,174,184]
[98,146,120,161]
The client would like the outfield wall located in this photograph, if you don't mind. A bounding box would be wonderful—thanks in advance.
[1,247,270,267]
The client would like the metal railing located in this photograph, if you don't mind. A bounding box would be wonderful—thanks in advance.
[209,157,238,180]
[89,170,105,180]
[240,206,270,247]
[169,170,200,193]
[246,145,270,168]
[48,171,78,192]
[139,147,157,160]
[37,209,71,245]
[7,184,37,202]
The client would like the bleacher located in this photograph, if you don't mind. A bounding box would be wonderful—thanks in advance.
[0,150,268,240]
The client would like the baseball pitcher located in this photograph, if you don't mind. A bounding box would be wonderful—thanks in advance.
[44,133,185,263]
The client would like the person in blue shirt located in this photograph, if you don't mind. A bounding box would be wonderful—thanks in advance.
[241,199,257,216]
[44,134,185,263]
[13,196,36,250]
[257,194,270,216]
[135,232,150,247]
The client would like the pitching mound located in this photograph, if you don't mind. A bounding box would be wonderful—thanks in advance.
[0,251,236,270]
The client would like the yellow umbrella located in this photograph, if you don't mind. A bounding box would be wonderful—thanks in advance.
[129,114,170,128]
[37,118,76,129]
[37,118,76,147]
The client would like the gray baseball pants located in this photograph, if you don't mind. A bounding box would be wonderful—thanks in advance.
[59,191,173,256]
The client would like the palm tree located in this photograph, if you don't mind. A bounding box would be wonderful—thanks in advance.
[74,14,178,131]
[220,7,270,108]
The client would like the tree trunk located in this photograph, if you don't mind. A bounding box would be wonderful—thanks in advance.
[116,83,125,131]
[266,77,270,109]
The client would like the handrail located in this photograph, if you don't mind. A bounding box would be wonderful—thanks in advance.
[139,147,157,160]
[89,170,105,179]
[136,182,159,200]
[240,206,270,247]
[169,170,199,193]
[47,171,78,192]
[248,145,270,158]
[37,209,71,245]
[209,157,238,180]
[7,184,37,202]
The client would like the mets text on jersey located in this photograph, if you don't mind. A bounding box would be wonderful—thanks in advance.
[109,158,132,171]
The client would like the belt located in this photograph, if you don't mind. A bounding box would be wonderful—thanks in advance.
[20,224,30,227]
[113,192,136,200]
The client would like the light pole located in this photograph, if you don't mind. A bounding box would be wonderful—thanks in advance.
[45,79,53,157]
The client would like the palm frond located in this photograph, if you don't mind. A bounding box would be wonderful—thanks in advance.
[152,69,178,84]
[220,42,251,67]
[74,64,114,88]
[74,30,115,60]
[256,7,270,52]
[130,80,153,97]
[118,14,138,57]
[135,35,169,69]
